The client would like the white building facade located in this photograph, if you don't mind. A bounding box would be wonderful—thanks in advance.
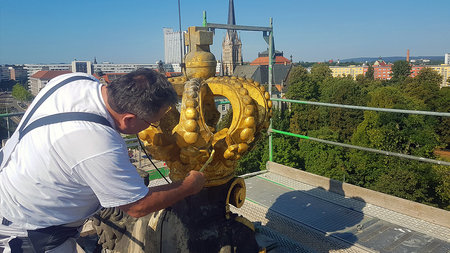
[24,64,70,86]
[163,28,185,64]
[93,63,174,74]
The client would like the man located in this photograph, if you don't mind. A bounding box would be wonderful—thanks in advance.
[0,68,205,252]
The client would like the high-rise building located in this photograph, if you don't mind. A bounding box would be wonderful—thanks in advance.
[8,66,28,84]
[163,28,185,64]
[71,61,94,75]
[222,0,243,76]
[0,66,10,82]
[445,53,449,65]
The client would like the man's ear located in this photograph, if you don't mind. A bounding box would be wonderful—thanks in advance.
[122,113,138,127]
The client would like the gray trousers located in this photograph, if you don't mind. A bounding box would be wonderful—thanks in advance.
[0,218,81,253]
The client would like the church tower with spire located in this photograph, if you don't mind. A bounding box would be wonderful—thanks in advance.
[222,0,243,76]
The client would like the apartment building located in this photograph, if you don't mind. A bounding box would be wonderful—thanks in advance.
[329,58,449,87]
[429,64,450,88]
[330,65,368,80]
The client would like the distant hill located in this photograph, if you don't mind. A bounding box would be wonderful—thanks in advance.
[340,56,444,63]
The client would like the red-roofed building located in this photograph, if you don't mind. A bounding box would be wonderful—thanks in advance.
[373,60,388,66]
[371,59,394,79]
[250,50,291,66]
[30,70,71,96]
[373,64,393,80]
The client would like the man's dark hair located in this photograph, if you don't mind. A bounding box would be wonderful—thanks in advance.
[107,68,178,119]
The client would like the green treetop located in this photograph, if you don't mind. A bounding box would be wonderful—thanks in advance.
[12,83,33,102]
[365,65,374,80]
[391,60,412,81]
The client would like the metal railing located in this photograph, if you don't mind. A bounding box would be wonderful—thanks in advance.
[2,96,448,181]
[268,97,450,166]
[271,98,450,117]
[0,112,26,118]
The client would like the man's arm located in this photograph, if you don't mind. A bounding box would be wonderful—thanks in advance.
[119,170,205,218]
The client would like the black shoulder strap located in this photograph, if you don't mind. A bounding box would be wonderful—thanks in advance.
[19,76,95,133]
[19,112,112,141]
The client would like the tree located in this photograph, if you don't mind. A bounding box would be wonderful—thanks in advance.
[236,135,268,174]
[287,66,308,85]
[353,86,438,156]
[365,65,374,80]
[433,87,450,148]
[404,68,441,110]
[286,75,319,101]
[287,79,324,135]
[270,136,303,169]
[310,63,332,83]
[272,107,291,132]
[234,108,292,175]
[355,74,365,83]
[286,65,329,135]
[370,159,435,204]
[11,83,32,102]
[402,68,447,149]
[297,127,348,181]
[432,164,450,210]
[348,86,440,203]
[319,77,366,141]
[391,60,411,81]
[267,108,302,168]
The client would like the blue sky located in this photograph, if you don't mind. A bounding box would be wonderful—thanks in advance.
[1,0,449,64]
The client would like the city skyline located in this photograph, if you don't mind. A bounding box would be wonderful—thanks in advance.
[1,0,449,65]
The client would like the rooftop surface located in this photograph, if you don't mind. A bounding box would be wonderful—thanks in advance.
[231,163,450,252]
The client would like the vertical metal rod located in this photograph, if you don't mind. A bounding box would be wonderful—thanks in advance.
[138,142,142,169]
[203,11,207,27]
[5,106,10,138]
[6,117,10,139]
[268,17,273,162]
[178,0,184,64]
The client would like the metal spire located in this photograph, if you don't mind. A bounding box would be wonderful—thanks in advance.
[228,0,236,25]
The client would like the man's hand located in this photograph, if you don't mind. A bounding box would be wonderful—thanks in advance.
[119,170,206,218]
[183,170,206,196]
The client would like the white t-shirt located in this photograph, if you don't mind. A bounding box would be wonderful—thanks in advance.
[0,73,149,230]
